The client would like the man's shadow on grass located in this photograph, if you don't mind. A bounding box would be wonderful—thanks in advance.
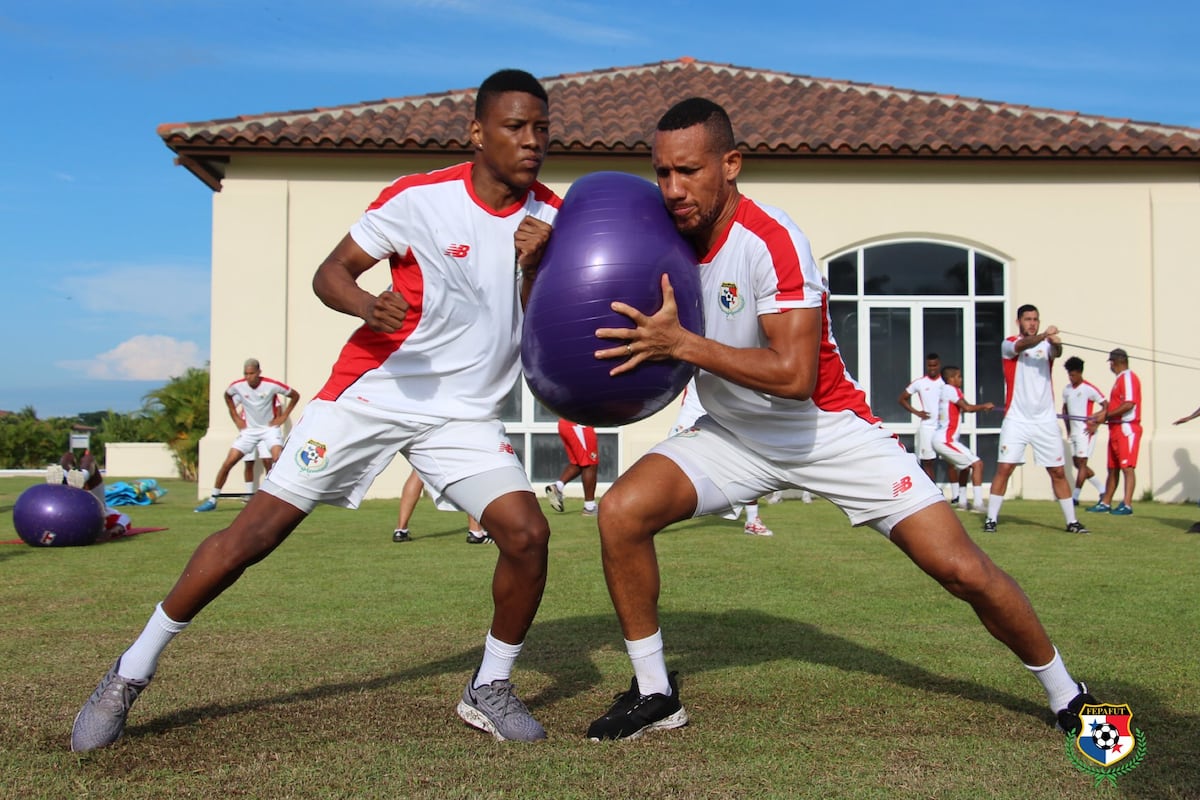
[115,608,1195,795]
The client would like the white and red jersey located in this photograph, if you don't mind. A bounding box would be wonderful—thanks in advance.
[935,383,965,443]
[317,162,560,420]
[1108,369,1142,425]
[904,374,944,428]
[227,377,293,428]
[691,196,877,458]
[1001,337,1057,423]
[1062,379,1106,437]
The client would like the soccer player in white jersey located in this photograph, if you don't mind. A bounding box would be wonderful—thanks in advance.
[583,98,1095,743]
[984,305,1088,534]
[194,358,300,512]
[899,353,950,495]
[71,69,562,752]
[1060,356,1107,505]
[932,366,994,512]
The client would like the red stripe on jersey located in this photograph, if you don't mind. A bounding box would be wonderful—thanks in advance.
[704,198,806,302]
[1002,336,1018,411]
[813,294,879,423]
[943,387,964,443]
[316,248,425,402]
[366,163,472,212]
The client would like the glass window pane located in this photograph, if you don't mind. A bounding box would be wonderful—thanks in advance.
[534,397,559,423]
[498,380,521,423]
[972,433,999,483]
[864,242,968,296]
[829,301,859,379]
[974,302,1007,408]
[870,307,911,423]
[597,434,618,482]
[827,253,858,295]
[530,433,563,483]
[922,308,965,370]
[975,253,1004,296]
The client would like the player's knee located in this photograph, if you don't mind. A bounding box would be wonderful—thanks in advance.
[494,514,551,558]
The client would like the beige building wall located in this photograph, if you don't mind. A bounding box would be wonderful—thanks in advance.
[197,154,1200,504]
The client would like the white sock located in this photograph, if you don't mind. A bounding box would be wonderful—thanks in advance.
[940,483,952,498]
[1088,477,1105,494]
[626,629,670,696]
[210,489,220,499]
[1025,647,1080,712]
[119,603,189,680]
[555,480,565,492]
[475,631,522,687]
[1071,486,1081,501]
[745,503,759,521]
[584,500,597,512]
[245,481,255,495]
[987,494,1004,520]
[1058,498,1077,524]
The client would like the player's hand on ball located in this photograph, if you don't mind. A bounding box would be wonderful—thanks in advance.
[595,274,689,375]
[363,290,409,333]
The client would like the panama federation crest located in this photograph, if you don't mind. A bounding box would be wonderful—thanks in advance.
[296,439,330,473]
[1064,702,1146,787]
[718,281,745,316]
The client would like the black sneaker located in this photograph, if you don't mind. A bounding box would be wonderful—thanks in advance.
[466,530,492,544]
[586,671,689,741]
[1055,682,1097,734]
[1065,521,1089,535]
[392,528,411,543]
[982,518,997,533]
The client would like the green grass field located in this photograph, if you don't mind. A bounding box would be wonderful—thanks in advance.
[1,475,1197,799]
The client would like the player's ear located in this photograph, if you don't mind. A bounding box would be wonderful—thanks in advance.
[722,149,742,181]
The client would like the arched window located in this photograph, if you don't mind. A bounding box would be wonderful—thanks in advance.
[826,240,1008,480]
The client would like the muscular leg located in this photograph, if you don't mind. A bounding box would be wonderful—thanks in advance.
[162,492,308,621]
[478,491,551,645]
[890,502,1053,665]
[1046,465,1072,500]
[596,454,698,641]
[989,461,1017,498]
[211,448,249,493]
[1120,466,1136,507]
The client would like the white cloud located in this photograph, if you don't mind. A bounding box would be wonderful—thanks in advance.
[57,335,206,381]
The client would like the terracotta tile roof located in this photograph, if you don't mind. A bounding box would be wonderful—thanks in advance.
[161,58,1200,188]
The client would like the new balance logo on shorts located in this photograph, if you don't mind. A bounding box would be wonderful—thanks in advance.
[444,243,471,258]
[498,442,515,455]
[892,475,914,497]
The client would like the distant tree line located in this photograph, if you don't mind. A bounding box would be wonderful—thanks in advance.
[0,367,209,480]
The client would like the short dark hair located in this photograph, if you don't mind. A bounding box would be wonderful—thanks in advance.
[656,97,736,154]
[941,366,960,380]
[475,69,548,118]
[926,353,940,362]
[1016,303,1038,319]
[1064,356,1084,372]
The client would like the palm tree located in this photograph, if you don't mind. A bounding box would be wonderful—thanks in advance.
[142,366,210,480]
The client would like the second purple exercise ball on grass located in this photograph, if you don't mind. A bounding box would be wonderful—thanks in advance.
[521,171,704,427]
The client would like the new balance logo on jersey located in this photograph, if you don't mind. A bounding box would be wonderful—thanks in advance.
[891,475,914,497]
[444,243,471,258]
[498,442,515,455]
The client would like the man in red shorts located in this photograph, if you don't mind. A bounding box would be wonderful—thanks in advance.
[545,418,599,516]
[1086,348,1142,516]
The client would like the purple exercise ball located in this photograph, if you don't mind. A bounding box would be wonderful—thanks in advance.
[12,483,105,547]
[522,171,704,427]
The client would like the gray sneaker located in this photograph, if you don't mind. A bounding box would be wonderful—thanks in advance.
[456,674,546,742]
[544,484,564,513]
[71,659,152,752]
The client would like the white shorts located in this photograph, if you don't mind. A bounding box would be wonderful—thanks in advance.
[650,413,942,536]
[261,399,531,518]
[932,437,981,470]
[913,424,938,461]
[242,439,274,461]
[232,426,284,458]
[1068,432,1097,460]
[997,416,1065,468]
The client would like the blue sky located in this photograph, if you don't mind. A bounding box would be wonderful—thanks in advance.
[1,1,1196,418]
